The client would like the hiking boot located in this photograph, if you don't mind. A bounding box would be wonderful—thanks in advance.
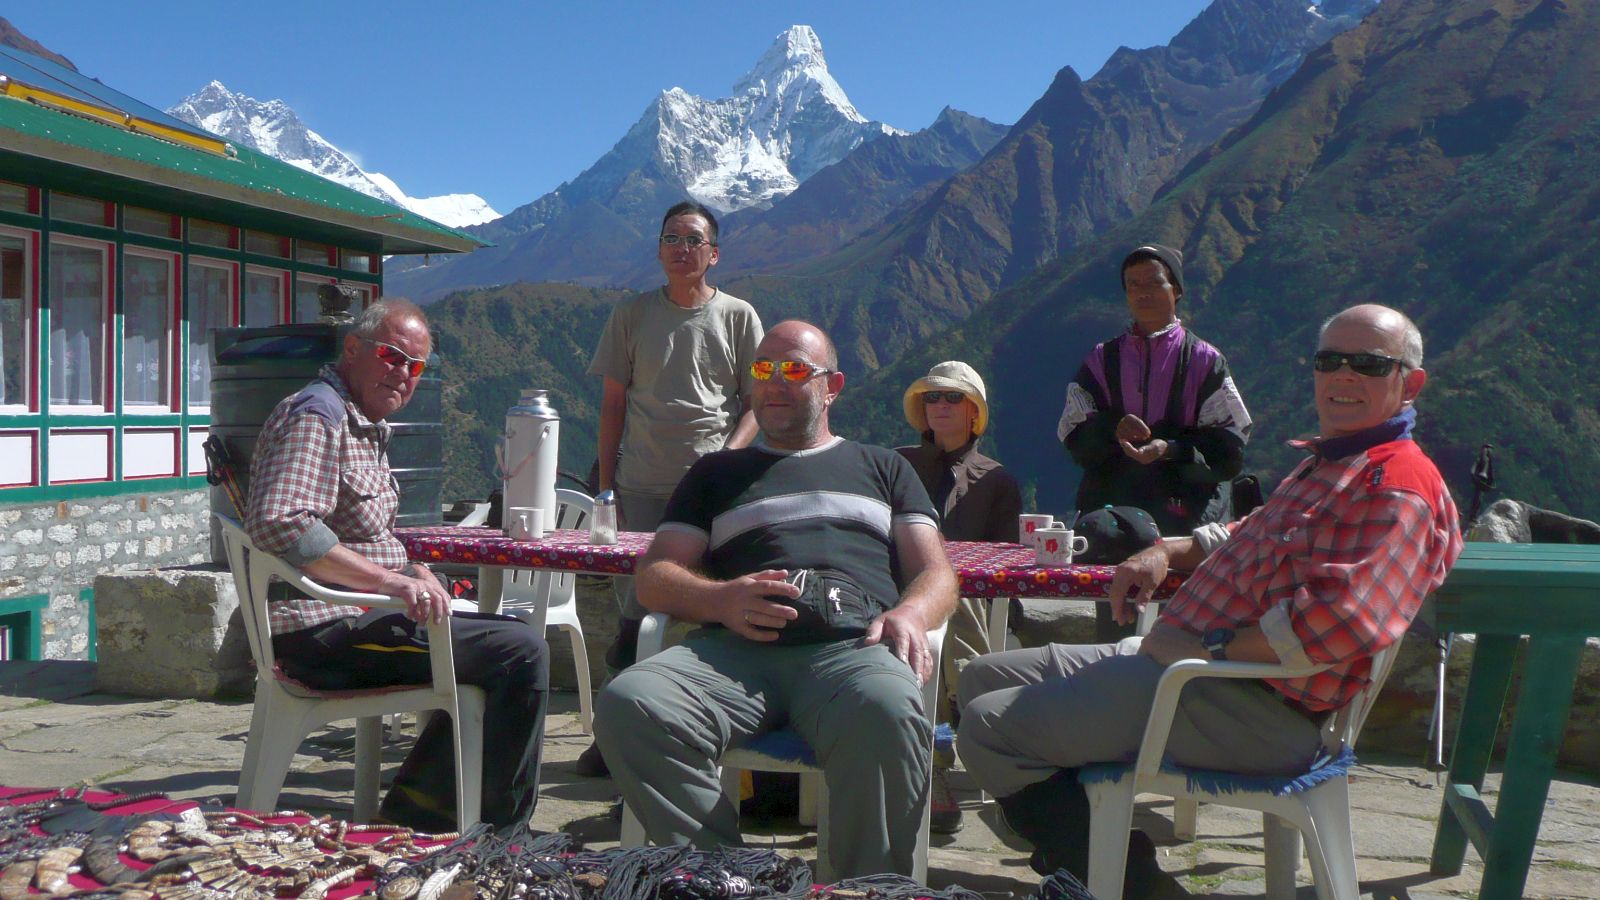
[574,740,610,778]
[996,770,1090,871]
[929,765,964,834]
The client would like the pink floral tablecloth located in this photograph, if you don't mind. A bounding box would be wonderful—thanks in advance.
[397,527,649,576]
[397,528,1185,601]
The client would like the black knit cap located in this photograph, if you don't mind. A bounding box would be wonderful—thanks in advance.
[1121,244,1184,297]
[1075,505,1162,565]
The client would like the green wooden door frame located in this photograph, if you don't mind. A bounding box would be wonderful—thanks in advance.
[0,594,48,661]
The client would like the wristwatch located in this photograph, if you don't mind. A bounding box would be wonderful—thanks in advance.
[1202,627,1235,661]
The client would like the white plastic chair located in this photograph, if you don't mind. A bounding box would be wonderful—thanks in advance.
[1081,642,1402,900]
[498,488,596,732]
[619,613,947,884]
[216,514,486,826]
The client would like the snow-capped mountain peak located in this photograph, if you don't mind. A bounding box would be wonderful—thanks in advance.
[167,82,499,228]
[732,24,861,121]
[634,25,901,211]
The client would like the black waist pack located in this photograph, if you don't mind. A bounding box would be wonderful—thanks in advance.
[766,568,877,645]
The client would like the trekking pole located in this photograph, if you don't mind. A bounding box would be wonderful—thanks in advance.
[1428,443,1496,772]
[202,435,248,518]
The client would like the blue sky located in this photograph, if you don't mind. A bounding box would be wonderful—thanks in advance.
[8,1,1213,211]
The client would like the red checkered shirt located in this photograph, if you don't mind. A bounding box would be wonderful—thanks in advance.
[245,365,407,635]
[1159,437,1463,712]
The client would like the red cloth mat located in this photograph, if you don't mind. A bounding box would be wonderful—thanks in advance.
[1,785,448,898]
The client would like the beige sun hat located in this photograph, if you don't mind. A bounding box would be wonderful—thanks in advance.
[903,360,990,436]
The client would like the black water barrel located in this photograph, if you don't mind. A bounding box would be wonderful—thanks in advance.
[207,323,443,560]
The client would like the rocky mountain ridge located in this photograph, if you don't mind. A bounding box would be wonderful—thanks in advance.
[719,0,1381,374]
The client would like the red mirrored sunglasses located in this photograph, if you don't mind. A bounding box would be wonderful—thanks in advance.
[363,337,427,377]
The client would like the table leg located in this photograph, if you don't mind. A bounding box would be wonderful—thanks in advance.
[1430,633,1519,875]
[986,597,1011,652]
[1476,636,1584,900]
[477,566,505,616]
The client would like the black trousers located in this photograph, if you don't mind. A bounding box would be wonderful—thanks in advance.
[274,610,549,828]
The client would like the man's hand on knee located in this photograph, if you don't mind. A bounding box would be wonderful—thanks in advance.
[865,606,933,685]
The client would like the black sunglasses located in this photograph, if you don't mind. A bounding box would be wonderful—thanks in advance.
[921,391,968,405]
[1312,350,1404,377]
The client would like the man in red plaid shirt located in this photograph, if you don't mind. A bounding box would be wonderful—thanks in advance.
[248,298,548,832]
[956,304,1463,890]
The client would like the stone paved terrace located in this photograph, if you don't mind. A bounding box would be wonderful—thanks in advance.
[1,660,1596,899]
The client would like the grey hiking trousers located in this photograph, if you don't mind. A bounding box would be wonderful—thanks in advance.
[956,640,1327,799]
[595,629,931,878]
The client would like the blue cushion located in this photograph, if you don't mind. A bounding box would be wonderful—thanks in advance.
[735,722,956,769]
[737,729,817,766]
[1079,745,1357,798]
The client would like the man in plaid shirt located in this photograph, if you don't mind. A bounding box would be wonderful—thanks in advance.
[247,298,548,832]
[956,304,1463,889]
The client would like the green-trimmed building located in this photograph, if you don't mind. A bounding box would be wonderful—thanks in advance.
[0,45,481,660]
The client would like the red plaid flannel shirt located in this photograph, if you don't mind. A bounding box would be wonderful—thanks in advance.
[1160,437,1462,712]
[246,365,406,635]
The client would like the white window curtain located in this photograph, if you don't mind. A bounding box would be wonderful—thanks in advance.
[0,236,27,406]
[123,254,170,407]
[244,271,282,326]
[187,264,232,406]
[48,243,104,407]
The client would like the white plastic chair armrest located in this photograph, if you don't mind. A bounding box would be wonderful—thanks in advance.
[456,502,491,527]
[251,544,459,689]
[1133,657,1330,779]
[637,612,672,660]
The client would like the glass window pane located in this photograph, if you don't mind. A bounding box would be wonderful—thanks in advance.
[188,219,235,248]
[296,240,334,267]
[243,271,282,326]
[1,235,29,406]
[245,231,289,258]
[48,243,105,406]
[341,249,373,273]
[124,206,179,239]
[51,193,112,227]
[123,255,171,407]
[187,263,233,406]
[0,183,32,215]
[293,279,328,323]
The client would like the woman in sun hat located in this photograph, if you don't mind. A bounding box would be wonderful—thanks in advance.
[895,360,1021,834]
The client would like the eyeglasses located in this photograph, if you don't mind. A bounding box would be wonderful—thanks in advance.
[363,337,427,377]
[750,359,832,383]
[659,233,715,248]
[1312,350,1404,378]
[922,391,968,405]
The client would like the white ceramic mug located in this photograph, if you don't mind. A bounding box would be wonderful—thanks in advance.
[1019,514,1060,547]
[1035,527,1088,566]
[507,506,546,540]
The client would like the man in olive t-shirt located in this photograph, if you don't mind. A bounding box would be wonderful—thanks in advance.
[580,200,763,775]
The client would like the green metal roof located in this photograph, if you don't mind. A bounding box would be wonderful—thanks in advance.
[0,92,486,255]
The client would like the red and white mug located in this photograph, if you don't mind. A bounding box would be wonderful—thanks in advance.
[1034,527,1088,566]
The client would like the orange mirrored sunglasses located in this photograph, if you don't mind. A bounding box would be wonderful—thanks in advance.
[750,359,832,382]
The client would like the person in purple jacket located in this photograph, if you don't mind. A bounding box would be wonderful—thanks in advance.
[1056,244,1253,640]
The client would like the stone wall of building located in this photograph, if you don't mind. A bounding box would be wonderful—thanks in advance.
[0,488,213,660]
